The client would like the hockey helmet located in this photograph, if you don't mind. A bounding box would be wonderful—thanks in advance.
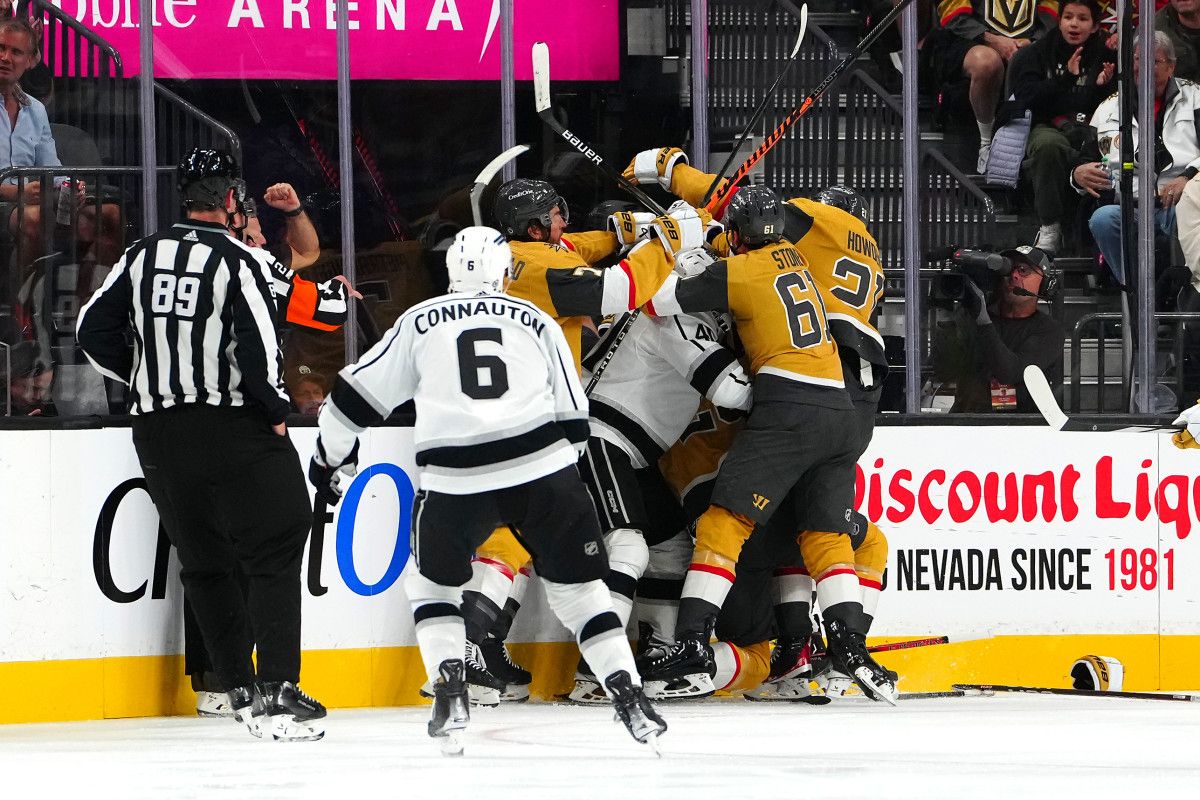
[723,185,786,248]
[815,185,869,224]
[493,178,569,240]
[178,148,244,210]
[446,226,513,294]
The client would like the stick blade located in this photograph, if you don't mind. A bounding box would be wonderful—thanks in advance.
[1023,364,1069,431]
[792,5,808,58]
[532,42,551,113]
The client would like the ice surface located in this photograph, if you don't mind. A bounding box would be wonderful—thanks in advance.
[0,694,1197,799]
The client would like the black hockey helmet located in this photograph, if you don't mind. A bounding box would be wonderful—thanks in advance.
[493,178,569,240]
[724,185,786,248]
[178,148,244,210]
[815,185,869,224]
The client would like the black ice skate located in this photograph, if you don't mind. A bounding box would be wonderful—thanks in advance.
[258,681,327,741]
[605,669,667,753]
[428,659,470,757]
[743,636,823,702]
[227,684,264,738]
[825,619,898,705]
[639,636,717,700]
[477,636,532,702]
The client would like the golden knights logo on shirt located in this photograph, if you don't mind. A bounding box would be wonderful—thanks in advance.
[984,0,1037,37]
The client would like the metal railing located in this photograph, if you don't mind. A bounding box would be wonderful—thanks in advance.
[1069,311,1200,413]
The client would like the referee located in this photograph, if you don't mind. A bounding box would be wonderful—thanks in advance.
[76,149,326,742]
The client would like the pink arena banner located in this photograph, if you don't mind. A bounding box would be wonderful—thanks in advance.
[46,0,619,81]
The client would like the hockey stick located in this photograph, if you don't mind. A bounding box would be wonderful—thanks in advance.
[699,5,809,207]
[954,683,1197,702]
[705,0,917,214]
[471,144,530,227]
[534,41,669,395]
[1023,365,1181,433]
[867,635,950,654]
[532,41,669,217]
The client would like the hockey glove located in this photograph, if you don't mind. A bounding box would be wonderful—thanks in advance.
[961,279,991,326]
[622,147,688,191]
[651,200,706,257]
[608,210,656,247]
[1172,403,1200,450]
[309,440,360,507]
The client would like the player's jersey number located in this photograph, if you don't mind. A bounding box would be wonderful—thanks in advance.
[456,328,509,399]
[773,271,829,349]
[829,256,885,313]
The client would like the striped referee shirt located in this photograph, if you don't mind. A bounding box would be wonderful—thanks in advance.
[77,219,292,424]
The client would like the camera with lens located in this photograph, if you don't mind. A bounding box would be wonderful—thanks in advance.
[928,244,1057,304]
[928,247,1014,303]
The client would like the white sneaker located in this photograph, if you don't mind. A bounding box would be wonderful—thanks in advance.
[976,142,991,175]
[196,691,234,718]
[1033,224,1063,255]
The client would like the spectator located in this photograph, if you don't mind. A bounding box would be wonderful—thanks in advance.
[922,0,1060,173]
[1082,31,1200,285]
[1159,0,1200,81]
[3,339,54,416]
[286,366,326,415]
[0,17,81,272]
[1009,0,1115,254]
[932,246,1066,412]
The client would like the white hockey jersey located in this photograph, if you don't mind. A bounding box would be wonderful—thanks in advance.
[583,312,752,469]
[316,290,588,494]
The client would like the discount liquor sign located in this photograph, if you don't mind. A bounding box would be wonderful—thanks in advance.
[45,1,620,80]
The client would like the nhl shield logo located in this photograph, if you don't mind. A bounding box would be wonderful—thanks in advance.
[584,541,600,556]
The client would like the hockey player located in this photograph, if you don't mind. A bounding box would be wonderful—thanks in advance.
[309,226,667,754]
[635,186,897,704]
[453,179,685,700]
[627,151,896,698]
[569,296,753,701]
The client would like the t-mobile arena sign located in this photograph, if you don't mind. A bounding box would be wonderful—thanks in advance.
[48,1,620,80]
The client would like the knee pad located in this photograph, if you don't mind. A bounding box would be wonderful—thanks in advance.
[404,567,465,607]
[541,578,613,636]
[604,527,649,579]
[695,505,755,567]
[646,530,693,579]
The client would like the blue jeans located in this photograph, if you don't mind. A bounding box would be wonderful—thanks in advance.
[1088,202,1177,285]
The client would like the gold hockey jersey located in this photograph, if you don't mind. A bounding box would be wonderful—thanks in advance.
[647,239,849,409]
[507,230,673,370]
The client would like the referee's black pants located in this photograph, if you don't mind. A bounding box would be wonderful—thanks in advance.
[132,404,312,689]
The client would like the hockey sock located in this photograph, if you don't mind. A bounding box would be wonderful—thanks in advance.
[405,569,467,684]
[677,506,754,638]
[602,527,649,628]
[461,557,513,643]
[801,530,868,634]
[855,522,888,635]
[772,566,815,638]
[636,530,691,645]
[712,640,770,692]
[543,578,639,688]
[488,565,531,641]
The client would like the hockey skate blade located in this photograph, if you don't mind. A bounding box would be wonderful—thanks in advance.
[641,731,662,758]
[499,685,531,703]
[643,673,715,701]
[268,714,326,742]
[566,677,610,705]
[853,668,898,706]
[234,706,264,739]
[438,729,466,757]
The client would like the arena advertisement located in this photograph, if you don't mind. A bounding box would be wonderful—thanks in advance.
[44,0,621,81]
[3,424,1200,721]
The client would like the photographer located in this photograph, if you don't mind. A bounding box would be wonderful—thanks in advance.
[933,246,1066,412]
